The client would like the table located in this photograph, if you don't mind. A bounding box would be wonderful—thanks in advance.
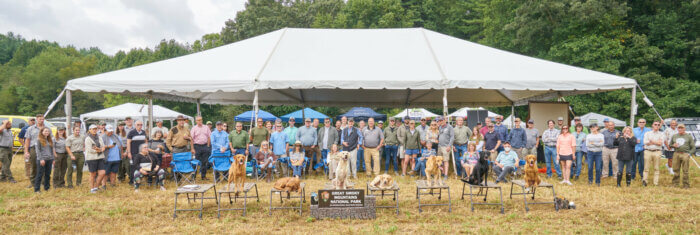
[217,182,260,217]
[173,184,217,219]
[462,181,504,214]
[415,180,451,213]
[269,182,306,216]
[509,180,557,212]
[367,182,400,215]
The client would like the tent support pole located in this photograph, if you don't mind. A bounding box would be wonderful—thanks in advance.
[253,90,259,129]
[630,87,636,126]
[442,89,448,117]
[66,90,72,135]
[511,105,515,128]
[196,99,201,117]
[148,94,153,134]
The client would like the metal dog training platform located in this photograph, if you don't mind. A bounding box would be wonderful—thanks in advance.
[462,181,504,214]
[415,180,451,213]
[269,182,306,216]
[216,182,260,217]
[173,184,218,219]
[509,180,557,212]
[367,182,400,215]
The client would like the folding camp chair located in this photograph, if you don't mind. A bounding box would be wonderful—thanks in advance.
[209,149,233,184]
[279,150,309,179]
[170,152,200,187]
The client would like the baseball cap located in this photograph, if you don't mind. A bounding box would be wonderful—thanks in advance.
[388,117,395,121]
[88,124,97,129]
[289,117,295,121]
[294,140,302,145]
[574,116,581,120]
[678,123,686,128]
[528,119,534,124]
[206,121,213,125]
[57,126,66,131]
[378,120,384,124]
[557,117,564,121]
[503,141,511,145]
[215,121,223,125]
[156,119,163,123]
[603,118,610,122]
[305,118,312,122]
[176,115,186,120]
[105,125,114,132]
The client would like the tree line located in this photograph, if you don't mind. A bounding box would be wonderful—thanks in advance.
[0,0,697,123]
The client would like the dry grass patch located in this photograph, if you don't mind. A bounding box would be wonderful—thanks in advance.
[1,154,699,233]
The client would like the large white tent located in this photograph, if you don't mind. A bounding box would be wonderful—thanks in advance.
[577,112,626,127]
[79,103,193,125]
[393,108,439,120]
[60,28,639,132]
[448,107,499,119]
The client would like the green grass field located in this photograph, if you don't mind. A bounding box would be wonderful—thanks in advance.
[1,154,699,234]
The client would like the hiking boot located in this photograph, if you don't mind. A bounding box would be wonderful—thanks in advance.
[616,173,622,187]
[625,173,632,187]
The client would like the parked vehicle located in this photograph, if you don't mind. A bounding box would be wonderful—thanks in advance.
[0,115,57,150]
[664,117,700,156]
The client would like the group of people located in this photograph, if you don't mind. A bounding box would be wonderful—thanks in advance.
[0,112,695,193]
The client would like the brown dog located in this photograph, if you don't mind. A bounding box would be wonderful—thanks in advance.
[274,177,301,198]
[226,154,247,193]
[425,156,444,186]
[370,173,394,189]
[524,155,541,188]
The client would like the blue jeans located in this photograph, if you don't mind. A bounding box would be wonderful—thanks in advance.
[587,151,602,184]
[631,151,644,179]
[291,165,303,177]
[384,145,398,173]
[233,148,246,156]
[453,144,467,176]
[34,159,53,192]
[618,160,633,175]
[413,156,427,176]
[313,149,329,170]
[356,147,365,171]
[572,151,584,177]
[544,146,561,177]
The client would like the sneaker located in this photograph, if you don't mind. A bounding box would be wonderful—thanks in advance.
[134,189,140,193]
[9,179,16,184]
[67,185,73,189]
[588,181,592,185]
[101,185,107,191]
[90,188,98,194]
[669,168,675,175]
[560,180,566,184]
[565,181,573,186]
[160,186,166,191]
[642,181,647,187]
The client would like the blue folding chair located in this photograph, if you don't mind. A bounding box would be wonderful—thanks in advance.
[170,152,201,187]
[283,150,309,179]
[209,149,233,184]
[251,158,276,182]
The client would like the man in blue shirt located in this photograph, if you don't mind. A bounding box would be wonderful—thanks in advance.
[507,118,527,158]
[632,119,651,180]
[494,142,519,183]
[269,122,289,175]
[493,115,509,152]
[210,121,230,154]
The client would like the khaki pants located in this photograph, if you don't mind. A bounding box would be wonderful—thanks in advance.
[602,148,618,177]
[0,147,13,181]
[671,152,690,188]
[398,145,405,159]
[487,151,498,162]
[65,152,84,187]
[53,152,68,187]
[347,148,358,178]
[643,150,662,185]
[364,147,381,176]
[522,147,537,156]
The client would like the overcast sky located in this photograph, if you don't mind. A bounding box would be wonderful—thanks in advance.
[0,0,247,54]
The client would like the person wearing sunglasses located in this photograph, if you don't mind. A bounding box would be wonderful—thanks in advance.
[632,119,651,181]
[642,120,665,186]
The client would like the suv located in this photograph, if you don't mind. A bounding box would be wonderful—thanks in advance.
[0,115,57,150]
[664,117,700,156]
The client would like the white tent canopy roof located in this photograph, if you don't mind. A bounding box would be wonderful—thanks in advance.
[79,103,193,122]
[578,112,626,127]
[393,108,439,119]
[65,28,636,107]
[448,107,499,118]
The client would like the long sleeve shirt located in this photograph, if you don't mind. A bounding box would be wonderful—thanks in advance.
[453,125,472,145]
[494,124,508,143]
[35,142,55,161]
[586,133,604,152]
[507,128,527,149]
[210,129,230,152]
[296,126,318,146]
[670,133,696,153]
[633,127,651,152]
[573,132,587,152]
[542,128,560,147]
[643,130,665,151]
[602,129,621,148]
[383,126,399,146]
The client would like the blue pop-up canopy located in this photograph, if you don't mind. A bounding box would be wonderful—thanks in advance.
[235,110,278,122]
[281,108,329,122]
[336,107,386,122]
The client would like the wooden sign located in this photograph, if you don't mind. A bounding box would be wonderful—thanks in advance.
[318,190,364,208]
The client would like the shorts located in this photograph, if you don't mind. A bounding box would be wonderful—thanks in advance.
[559,154,573,161]
[87,159,106,172]
[405,149,420,155]
[664,150,674,159]
[106,160,121,174]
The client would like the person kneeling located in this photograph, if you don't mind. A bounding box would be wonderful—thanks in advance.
[133,143,165,192]
[494,142,519,183]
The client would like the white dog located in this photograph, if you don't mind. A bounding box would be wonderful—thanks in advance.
[332,151,351,190]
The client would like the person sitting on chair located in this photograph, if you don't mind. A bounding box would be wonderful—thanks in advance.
[133,143,165,192]
[255,141,276,182]
[289,141,305,177]
[493,141,519,183]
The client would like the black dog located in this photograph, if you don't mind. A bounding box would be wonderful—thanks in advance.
[462,153,489,186]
